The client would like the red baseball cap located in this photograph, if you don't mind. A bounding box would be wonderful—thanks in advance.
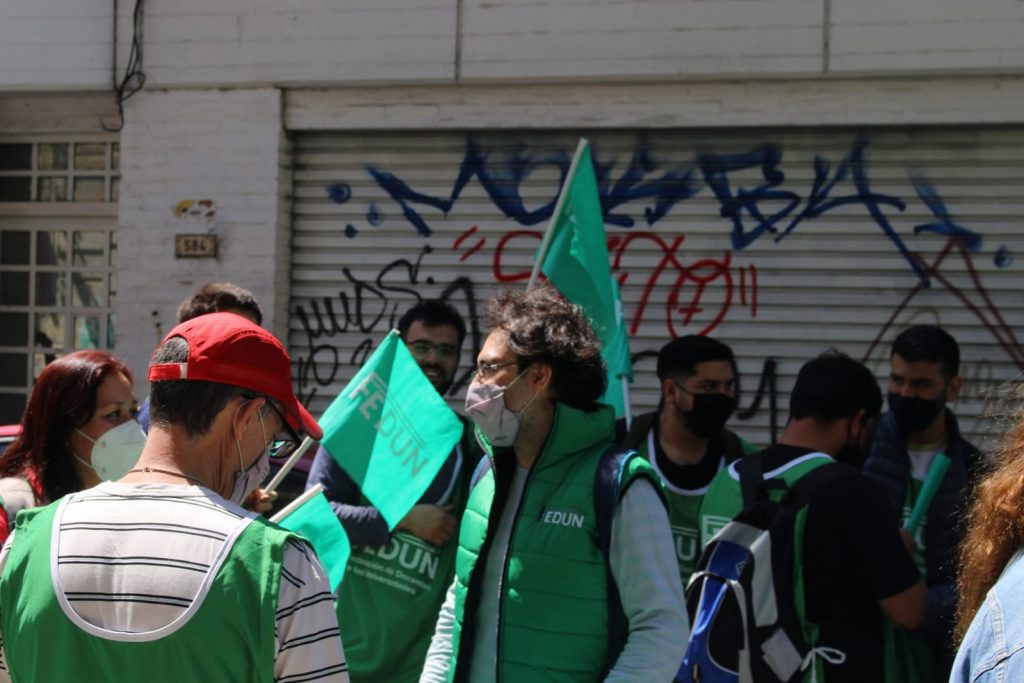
[148,312,322,440]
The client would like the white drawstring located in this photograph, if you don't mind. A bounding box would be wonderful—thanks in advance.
[800,646,846,683]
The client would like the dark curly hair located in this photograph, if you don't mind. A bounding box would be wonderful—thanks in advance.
[490,284,606,412]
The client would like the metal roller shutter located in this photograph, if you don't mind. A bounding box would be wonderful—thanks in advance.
[289,128,1024,449]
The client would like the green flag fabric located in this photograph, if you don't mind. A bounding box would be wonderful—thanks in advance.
[275,489,350,592]
[537,139,632,416]
[318,330,464,529]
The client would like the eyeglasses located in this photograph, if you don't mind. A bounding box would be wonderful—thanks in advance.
[407,341,459,361]
[250,396,303,460]
[474,360,519,380]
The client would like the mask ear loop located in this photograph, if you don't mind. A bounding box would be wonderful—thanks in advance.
[69,428,97,473]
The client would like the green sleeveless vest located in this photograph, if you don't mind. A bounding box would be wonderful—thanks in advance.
[447,404,660,683]
[338,441,471,683]
[0,497,290,682]
[626,413,755,587]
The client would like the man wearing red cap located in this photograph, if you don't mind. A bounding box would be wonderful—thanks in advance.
[0,313,348,682]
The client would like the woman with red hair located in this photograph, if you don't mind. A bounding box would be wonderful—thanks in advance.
[952,409,1024,681]
[0,350,143,542]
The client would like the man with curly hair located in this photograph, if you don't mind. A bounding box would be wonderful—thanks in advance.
[419,284,687,683]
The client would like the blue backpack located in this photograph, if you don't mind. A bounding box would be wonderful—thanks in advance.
[678,456,850,683]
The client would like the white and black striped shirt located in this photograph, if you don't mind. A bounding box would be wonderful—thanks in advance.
[0,482,348,683]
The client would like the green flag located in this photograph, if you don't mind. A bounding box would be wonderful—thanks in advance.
[318,330,464,529]
[274,487,350,592]
[534,138,632,416]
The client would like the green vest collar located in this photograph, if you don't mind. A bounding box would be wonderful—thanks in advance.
[485,402,615,471]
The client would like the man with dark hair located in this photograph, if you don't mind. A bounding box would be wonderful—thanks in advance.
[0,312,348,682]
[698,352,926,682]
[621,335,756,586]
[862,324,982,675]
[175,281,263,326]
[138,282,263,432]
[306,299,477,683]
[420,284,687,683]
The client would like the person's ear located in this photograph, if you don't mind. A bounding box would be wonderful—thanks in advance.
[529,362,553,392]
[232,397,264,441]
[662,377,680,403]
[946,376,963,403]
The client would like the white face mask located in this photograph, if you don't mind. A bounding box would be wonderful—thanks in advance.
[464,368,538,449]
[73,421,147,481]
[228,406,272,506]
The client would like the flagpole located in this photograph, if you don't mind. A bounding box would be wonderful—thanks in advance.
[270,483,325,524]
[528,137,590,289]
[263,436,317,496]
[621,377,632,429]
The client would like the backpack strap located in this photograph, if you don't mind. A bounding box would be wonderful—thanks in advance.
[620,411,657,450]
[781,461,851,509]
[593,443,655,677]
[719,428,745,463]
[468,456,493,491]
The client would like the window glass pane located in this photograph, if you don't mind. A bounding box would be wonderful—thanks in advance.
[35,313,65,351]
[0,144,32,171]
[0,231,30,264]
[38,177,67,202]
[107,313,116,348]
[73,177,106,202]
[0,178,31,202]
[0,313,28,346]
[111,177,119,202]
[33,351,58,379]
[0,393,27,425]
[38,143,68,170]
[112,143,120,169]
[0,272,29,305]
[36,231,67,265]
[71,272,105,307]
[72,231,106,266]
[0,354,27,384]
[34,272,66,306]
[74,143,107,170]
[74,316,101,349]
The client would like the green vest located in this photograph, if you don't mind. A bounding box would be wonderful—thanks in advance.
[629,417,756,587]
[448,404,659,683]
[0,497,290,682]
[338,441,471,683]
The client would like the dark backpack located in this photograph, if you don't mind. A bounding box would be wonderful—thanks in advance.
[677,455,851,683]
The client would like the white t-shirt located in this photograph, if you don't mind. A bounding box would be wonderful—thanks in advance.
[0,482,349,682]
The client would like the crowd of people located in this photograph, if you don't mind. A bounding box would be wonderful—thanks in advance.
[0,279,1018,682]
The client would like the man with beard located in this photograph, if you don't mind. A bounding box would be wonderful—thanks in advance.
[420,285,686,682]
[696,352,926,682]
[862,325,982,676]
[306,300,476,683]
[620,336,756,586]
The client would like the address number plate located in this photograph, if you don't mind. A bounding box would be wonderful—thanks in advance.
[174,234,218,258]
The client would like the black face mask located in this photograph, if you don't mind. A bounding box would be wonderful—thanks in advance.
[887,392,944,435]
[679,392,736,439]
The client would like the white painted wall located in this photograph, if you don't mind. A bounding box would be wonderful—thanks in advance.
[0,0,113,90]
[114,88,291,387]
[3,0,1024,90]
